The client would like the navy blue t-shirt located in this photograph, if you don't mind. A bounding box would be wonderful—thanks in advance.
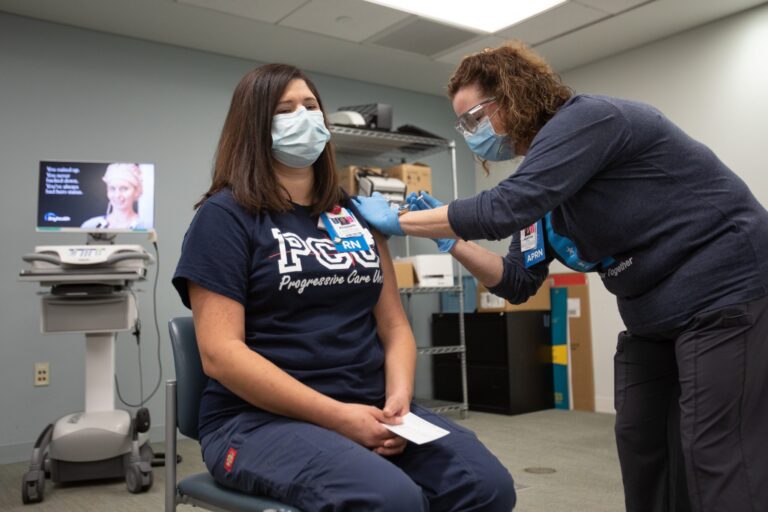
[173,189,385,439]
[449,94,768,334]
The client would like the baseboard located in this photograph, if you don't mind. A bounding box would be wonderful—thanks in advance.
[0,424,168,465]
[594,396,615,414]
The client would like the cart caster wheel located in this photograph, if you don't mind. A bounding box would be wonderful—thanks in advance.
[141,469,154,492]
[126,464,153,493]
[21,470,45,504]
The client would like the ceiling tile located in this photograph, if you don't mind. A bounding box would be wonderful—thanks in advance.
[175,0,308,24]
[574,0,652,15]
[1,0,765,96]
[496,1,609,45]
[279,0,410,43]
[434,35,508,65]
[370,18,480,57]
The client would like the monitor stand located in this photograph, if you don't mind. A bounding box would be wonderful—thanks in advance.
[87,232,116,245]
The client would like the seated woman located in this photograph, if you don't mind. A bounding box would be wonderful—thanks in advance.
[172,63,516,512]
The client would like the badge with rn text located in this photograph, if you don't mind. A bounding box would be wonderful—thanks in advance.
[321,207,370,253]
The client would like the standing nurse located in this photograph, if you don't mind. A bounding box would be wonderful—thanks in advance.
[353,42,768,512]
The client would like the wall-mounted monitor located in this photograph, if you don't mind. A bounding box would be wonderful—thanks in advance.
[37,160,155,233]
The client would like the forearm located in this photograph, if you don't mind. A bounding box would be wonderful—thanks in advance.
[399,206,457,239]
[372,231,417,399]
[449,240,504,288]
[381,324,416,400]
[191,283,349,431]
[207,339,343,430]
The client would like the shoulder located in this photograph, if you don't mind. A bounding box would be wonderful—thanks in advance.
[198,188,258,228]
[204,188,241,214]
[563,94,667,126]
[340,193,372,230]
[534,94,636,146]
[80,216,106,229]
[554,94,631,122]
[130,218,147,230]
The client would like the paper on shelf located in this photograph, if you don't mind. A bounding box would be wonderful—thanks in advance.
[381,412,450,445]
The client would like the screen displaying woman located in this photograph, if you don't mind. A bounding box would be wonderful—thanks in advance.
[81,162,146,230]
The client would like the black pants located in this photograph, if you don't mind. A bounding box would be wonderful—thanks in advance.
[615,295,768,512]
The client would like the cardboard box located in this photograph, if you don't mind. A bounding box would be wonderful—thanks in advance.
[550,273,595,412]
[336,165,382,195]
[400,254,453,287]
[476,280,551,313]
[507,280,551,311]
[476,284,506,312]
[384,163,432,196]
[392,260,415,288]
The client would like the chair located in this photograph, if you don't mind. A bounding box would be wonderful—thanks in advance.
[166,316,302,512]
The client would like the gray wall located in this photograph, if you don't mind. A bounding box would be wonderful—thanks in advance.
[0,12,476,462]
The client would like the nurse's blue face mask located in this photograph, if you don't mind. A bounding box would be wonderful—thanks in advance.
[455,98,515,162]
[271,106,331,168]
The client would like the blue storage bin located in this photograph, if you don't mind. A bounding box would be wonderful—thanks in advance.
[440,275,477,313]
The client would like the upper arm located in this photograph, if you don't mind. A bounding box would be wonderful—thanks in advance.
[372,232,411,337]
[172,201,251,309]
[188,282,246,376]
[172,199,252,374]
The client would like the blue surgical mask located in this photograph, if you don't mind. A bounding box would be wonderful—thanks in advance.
[271,107,331,168]
[464,117,515,161]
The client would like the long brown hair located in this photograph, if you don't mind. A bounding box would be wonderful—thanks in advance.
[196,63,342,216]
[447,41,573,149]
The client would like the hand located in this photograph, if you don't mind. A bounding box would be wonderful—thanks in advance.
[351,192,404,237]
[331,403,397,450]
[382,390,411,419]
[375,391,410,457]
[406,192,456,253]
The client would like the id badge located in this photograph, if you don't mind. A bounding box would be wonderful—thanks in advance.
[321,208,370,253]
[522,219,546,268]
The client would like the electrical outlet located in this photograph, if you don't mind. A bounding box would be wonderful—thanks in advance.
[34,362,50,387]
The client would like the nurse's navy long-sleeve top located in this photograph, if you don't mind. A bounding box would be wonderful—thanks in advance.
[448,94,768,334]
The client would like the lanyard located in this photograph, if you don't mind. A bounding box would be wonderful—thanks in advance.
[543,213,615,272]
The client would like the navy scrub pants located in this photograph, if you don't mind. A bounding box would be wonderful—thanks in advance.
[615,295,768,512]
[201,403,516,512]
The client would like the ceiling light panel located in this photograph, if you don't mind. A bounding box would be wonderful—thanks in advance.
[364,0,569,33]
[497,1,608,45]
[280,0,410,43]
[176,0,307,24]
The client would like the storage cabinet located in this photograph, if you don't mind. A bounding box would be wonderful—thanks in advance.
[432,312,554,415]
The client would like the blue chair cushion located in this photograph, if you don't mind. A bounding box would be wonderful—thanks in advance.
[178,472,301,512]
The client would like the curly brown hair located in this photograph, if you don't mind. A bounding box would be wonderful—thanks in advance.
[447,41,573,150]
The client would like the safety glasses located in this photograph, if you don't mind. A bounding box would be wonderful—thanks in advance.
[455,98,497,136]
